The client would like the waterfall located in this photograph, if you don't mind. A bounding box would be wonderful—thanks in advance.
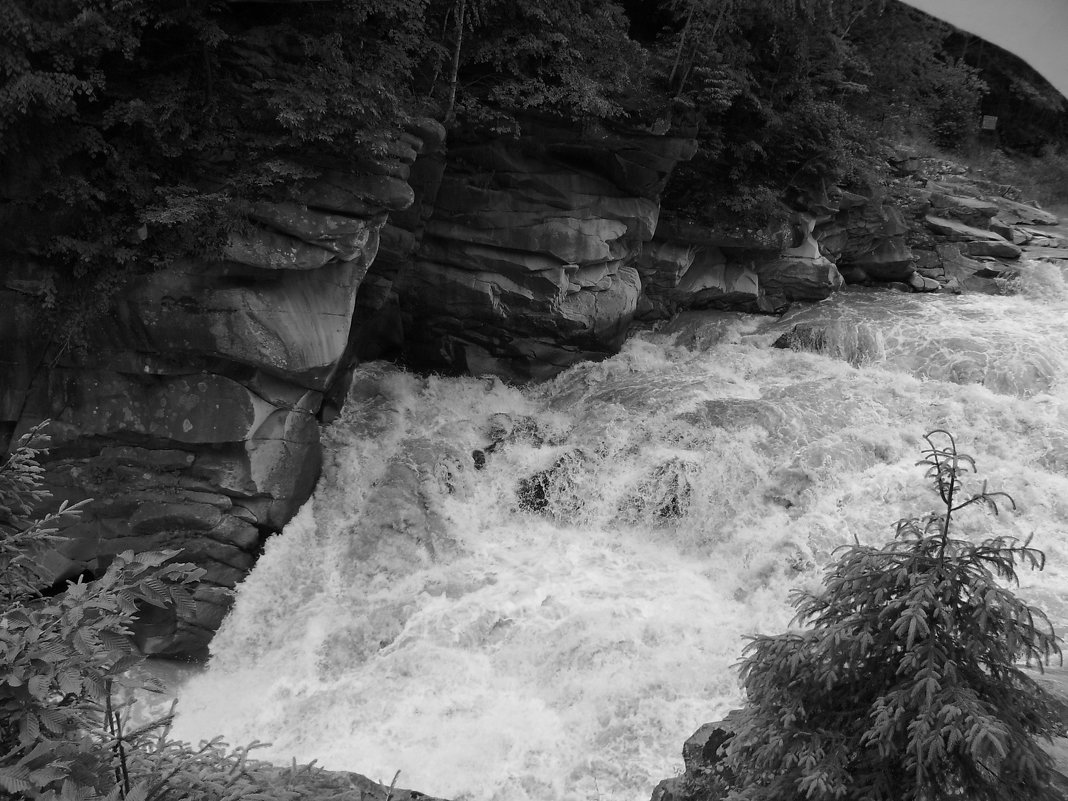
[172,261,1068,801]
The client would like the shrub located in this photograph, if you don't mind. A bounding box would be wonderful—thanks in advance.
[724,430,1064,801]
[0,423,205,798]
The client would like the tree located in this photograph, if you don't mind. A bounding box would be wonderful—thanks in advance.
[843,2,986,148]
[724,431,1064,801]
[446,0,645,126]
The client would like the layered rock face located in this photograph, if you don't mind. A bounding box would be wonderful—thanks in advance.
[634,210,844,318]
[1,121,441,656]
[396,123,698,381]
[816,191,915,283]
[882,154,1064,293]
[10,113,1061,661]
[634,214,774,317]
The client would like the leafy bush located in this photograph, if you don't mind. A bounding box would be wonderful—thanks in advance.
[0,424,354,801]
[724,431,1064,801]
[0,424,204,798]
[979,145,1068,208]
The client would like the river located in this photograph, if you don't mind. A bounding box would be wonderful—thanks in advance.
[168,259,1068,801]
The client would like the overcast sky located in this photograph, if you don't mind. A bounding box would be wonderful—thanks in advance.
[901,0,1068,100]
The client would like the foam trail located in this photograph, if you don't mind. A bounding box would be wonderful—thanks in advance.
[173,282,1068,801]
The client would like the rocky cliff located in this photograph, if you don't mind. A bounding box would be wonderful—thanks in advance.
[2,115,705,655]
[1,119,443,656]
[396,120,698,381]
[6,117,1064,658]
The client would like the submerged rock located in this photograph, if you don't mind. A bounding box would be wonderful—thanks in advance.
[516,451,587,515]
[618,458,696,522]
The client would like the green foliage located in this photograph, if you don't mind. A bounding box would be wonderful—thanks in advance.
[440,0,645,129]
[659,0,876,225]
[724,431,1063,801]
[0,423,207,799]
[844,3,987,150]
[0,423,410,800]
[0,0,436,352]
[978,145,1068,208]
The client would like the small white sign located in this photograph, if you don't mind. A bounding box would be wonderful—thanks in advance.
[981,115,998,130]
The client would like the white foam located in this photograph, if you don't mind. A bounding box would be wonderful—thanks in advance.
[172,290,1068,801]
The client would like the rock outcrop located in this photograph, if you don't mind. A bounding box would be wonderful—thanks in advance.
[396,121,698,381]
[753,214,844,301]
[632,208,848,317]
[1,120,442,656]
[816,194,915,283]
[881,160,1063,292]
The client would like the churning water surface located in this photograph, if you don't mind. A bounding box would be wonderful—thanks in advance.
[170,259,1068,801]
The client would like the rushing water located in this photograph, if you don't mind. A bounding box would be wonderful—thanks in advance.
[170,259,1068,801]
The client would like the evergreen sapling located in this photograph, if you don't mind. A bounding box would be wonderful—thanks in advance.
[725,430,1064,801]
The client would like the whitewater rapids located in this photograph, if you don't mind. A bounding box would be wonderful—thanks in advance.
[171,260,1068,801]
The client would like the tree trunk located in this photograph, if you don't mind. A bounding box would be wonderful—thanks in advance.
[669,2,699,91]
[444,0,466,126]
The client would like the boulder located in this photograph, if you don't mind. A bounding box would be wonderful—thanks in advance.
[925,215,1011,243]
[935,244,1004,294]
[400,257,640,381]
[818,199,914,283]
[929,192,999,227]
[989,218,1028,243]
[297,170,415,214]
[248,202,383,261]
[963,239,1022,259]
[990,196,1059,226]
[908,273,941,292]
[672,261,759,308]
[753,252,843,301]
[634,241,760,318]
[223,228,336,271]
[649,713,742,801]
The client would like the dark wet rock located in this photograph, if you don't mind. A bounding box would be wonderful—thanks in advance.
[619,458,695,522]
[634,239,761,318]
[752,253,843,301]
[649,712,742,801]
[936,244,1005,295]
[925,214,1012,243]
[964,239,1022,259]
[516,451,586,515]
[772,325,828,352]
[908,273,941,292]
